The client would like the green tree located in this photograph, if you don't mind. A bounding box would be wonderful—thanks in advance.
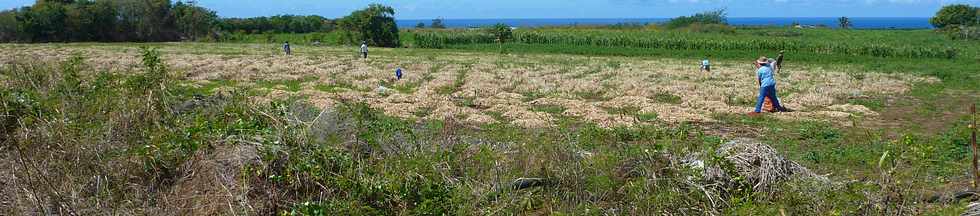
[431,18,445,29]
[216,15,333,34]
[173,0,217,40]
[487,23,512,42]
[838,17,852,29]
[17,1,69,42]
[336,4,400,47]
[85,0,119,41]
[930,4,978,29]
[0,10,18,42]
[415,22,425,28]
[64,0,118,41]
[664,9,727,29]
[112,0,176,41]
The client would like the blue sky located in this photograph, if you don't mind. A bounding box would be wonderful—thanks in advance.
[2,0,978,19]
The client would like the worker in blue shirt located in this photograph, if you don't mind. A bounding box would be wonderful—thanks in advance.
[700,57,711,73]
[283,41,291,55]
[750,56,790,115]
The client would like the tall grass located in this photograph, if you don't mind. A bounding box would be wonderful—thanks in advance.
[414,28,962,59]
[0,44,973,215]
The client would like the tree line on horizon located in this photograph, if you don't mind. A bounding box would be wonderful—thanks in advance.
[0,0,218,42]
[0,0,399,46]
[1,1,975,44]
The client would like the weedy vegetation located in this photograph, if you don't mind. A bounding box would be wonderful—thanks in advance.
[1,11,979,215]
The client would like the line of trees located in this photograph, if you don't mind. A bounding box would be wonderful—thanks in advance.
[0,0,338,42]
[1,1,400,46]
[415,18,446,29]
[217,15,334,34]
[0,0,218,42]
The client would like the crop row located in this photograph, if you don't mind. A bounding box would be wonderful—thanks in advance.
[414,31,958,59]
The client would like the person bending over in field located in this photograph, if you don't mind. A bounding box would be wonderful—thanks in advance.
[749,56,790,116]
[283,41,291,55]
[360,41,369,59]
[700,57,711,73]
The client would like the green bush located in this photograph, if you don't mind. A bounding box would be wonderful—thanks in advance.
[931,4,980,40]
[336,4,400,47]
[930,4,978,29]
[664,9,727,29]
[486,23,513,42]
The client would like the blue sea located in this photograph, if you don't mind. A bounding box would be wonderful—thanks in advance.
[397,17,932,29]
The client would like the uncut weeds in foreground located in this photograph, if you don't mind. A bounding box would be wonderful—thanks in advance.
[0,47,973,215]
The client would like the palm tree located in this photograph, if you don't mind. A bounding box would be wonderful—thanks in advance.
[838,17,852,29]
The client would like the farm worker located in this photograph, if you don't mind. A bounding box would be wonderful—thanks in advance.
[360,41,369,59]
[754,51,785,72]
[775,50,784,73]
[395,68,403,80]
[700,57,711,73]
[749,56,789,115]
[750,51,787,112]
[283,41,291,55]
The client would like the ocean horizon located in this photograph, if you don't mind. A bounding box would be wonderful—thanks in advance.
[398,17,933,29]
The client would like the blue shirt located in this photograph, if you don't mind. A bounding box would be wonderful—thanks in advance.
[757,64,776,87]
[702,59,709,66]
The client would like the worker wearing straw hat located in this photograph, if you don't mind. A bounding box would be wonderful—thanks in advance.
[749,56,789,115]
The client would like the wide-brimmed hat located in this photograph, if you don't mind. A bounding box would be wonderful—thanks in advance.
[756,56,769,65]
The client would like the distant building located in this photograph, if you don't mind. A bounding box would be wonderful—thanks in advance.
[793,24,820,29]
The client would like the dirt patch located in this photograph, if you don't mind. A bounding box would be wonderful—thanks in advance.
[858,90,978,137]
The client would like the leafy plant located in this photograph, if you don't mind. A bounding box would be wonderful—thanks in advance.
[838,17,852,29]
[664,9,728,29]
[336,4,400,47]
[486,23,513,42]
[930,4,978,29]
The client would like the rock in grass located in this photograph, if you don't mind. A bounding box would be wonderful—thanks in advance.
[512,178,549,190]
[965,202,980,216]
[172,94,228,115]
[376,85,391,95]
[932,190,979,203]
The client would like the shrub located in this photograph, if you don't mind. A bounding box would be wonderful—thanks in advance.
[945,25,980,40]
[931,4,980,40]
[336,4,400,47]
[431,17,446,29]
[930,4,978,29]
[486,23,513,42]
[664,9,728,29]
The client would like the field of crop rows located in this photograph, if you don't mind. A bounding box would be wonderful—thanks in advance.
[414,30,961,59]
[0,44,938,127]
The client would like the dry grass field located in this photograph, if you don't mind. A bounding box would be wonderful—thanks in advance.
[0,43,938,128]
[2,41,977,215]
